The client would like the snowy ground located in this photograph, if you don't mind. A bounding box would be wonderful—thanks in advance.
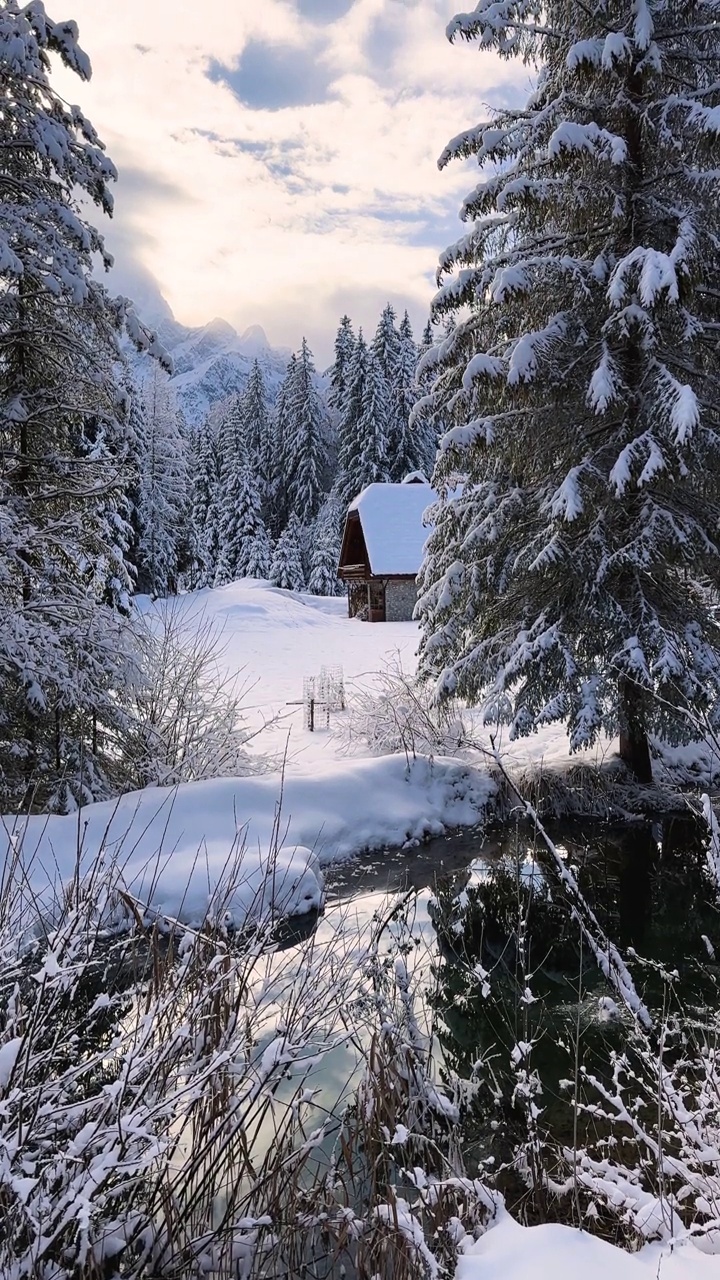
[459,1204,720,1280]
[136,579,618,776]
[145,579,420,767]
[1,580,708,929]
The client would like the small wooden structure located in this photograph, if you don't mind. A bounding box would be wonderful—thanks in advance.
[287,666,345,731]
[337,477,434,622]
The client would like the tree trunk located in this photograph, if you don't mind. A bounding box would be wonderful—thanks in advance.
[618,677,653,783]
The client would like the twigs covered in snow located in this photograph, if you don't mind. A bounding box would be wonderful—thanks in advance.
[701,792,720,897]
[489,742,653,1029]
[0,833,498,1279]
[339,658,474,762]
[112,597,276,791]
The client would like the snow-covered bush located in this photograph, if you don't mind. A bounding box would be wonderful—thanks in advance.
[0,851,494,1279]
[550,797,720,1245]
[111,597,270,791]
[0,834,353,1278]
[428,782,720,1248]
[340,663,473,760]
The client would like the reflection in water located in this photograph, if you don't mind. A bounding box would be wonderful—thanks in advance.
[283,812,719,1187]
[205,809,719,1244]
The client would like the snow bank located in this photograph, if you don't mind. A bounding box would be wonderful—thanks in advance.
[458,1206,719,1280]
[2,755,495,928]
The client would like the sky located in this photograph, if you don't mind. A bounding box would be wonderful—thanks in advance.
[54,0,530,363]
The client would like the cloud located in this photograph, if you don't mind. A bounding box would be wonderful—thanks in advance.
[50,0,530,364]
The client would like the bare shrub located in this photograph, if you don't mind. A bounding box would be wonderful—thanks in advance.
[340,661,473,761]
[111,597,272,791]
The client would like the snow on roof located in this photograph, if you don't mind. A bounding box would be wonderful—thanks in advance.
[348,482,435,576]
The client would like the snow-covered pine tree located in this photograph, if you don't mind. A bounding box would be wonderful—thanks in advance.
[390,311,432,481]
[329,314,356,417]
[78,363,140,614]
[399,311,414,345]
[121,372,148,590]
[241,359,273,507]
[0,2,166,809]
[337,328,369,504]
[243,516,273,580]
[269,512,306,591]
[417,0,720,783]
[213,393,245,579]
[218,392,244,471]
[189,421,221,587]
[372,302,421,482]
[356,348,391,490]
[136,365,189,597]
[282,338,331,523]
[308,495,345,596]
[372,303,402,383]
[411,318,444,473]
[214,456,271,585]
[270,353,297,535]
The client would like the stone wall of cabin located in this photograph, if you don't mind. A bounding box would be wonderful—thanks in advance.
[385,579,417,622]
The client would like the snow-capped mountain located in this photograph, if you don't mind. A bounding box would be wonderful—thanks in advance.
[125,283,291,425]
[164,317,290,425]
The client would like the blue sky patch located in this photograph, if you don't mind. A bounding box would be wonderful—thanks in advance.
[295,0,355,18]
[208,41,335,111]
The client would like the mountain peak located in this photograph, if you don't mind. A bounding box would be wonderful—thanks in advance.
[239,324,270,354]
[203,316,237,341]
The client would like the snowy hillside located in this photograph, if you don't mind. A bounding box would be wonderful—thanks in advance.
[129,300,292,424]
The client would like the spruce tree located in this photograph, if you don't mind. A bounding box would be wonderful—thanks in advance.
[282,338,331,523]
[269,513,306,591]
[308,496,345,597]
[0,2,166,808]
[391,312,431,480]
[372,303,422,482]
[372,303,402,384]
[218,392,244,473]
[329,315,356,417]
[356,349,391,490]
[241,359,273,511]
[412,318,442,473]
[271,353,297,535]
[243,519,273,580]
[337,328,369,504]
[189,421,220,587]
[418,0,720,782]
[136,366,188,597]
[213,394,244,576]
[214,459,270,585]
[122,373,148,590]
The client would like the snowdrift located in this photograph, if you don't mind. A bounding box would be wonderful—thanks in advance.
[1,754,496,930]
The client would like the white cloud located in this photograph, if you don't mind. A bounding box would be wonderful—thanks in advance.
[53,0,527,360]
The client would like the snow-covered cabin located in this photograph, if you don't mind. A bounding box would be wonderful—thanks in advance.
[337,478,434,622]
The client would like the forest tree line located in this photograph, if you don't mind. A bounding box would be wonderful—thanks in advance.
[128,306,440,601]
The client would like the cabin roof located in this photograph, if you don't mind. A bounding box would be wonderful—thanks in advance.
[343,482,435,577]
